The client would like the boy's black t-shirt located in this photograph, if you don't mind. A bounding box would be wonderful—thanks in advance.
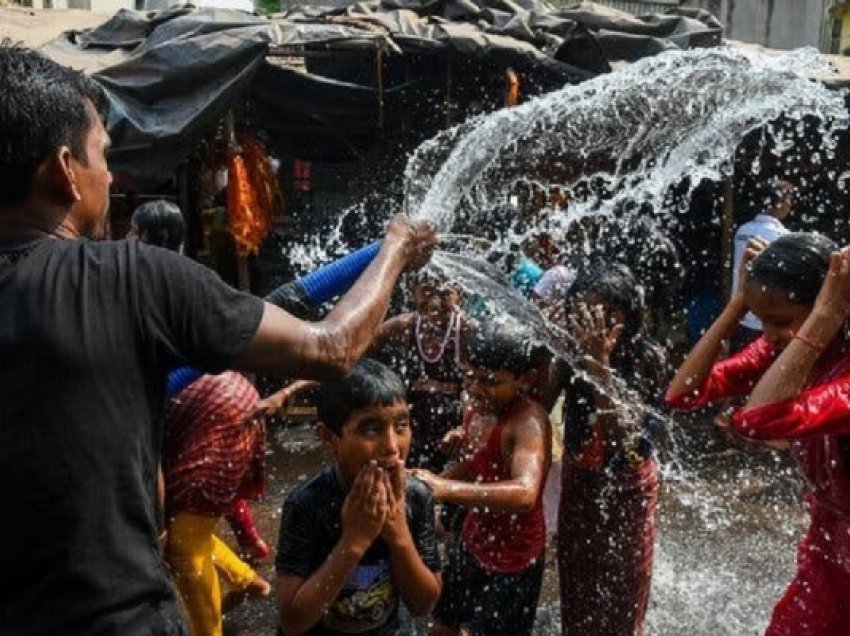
[276,466,441,636]
[0,238,264,635]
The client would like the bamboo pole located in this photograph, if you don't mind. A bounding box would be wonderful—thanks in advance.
[720,178,735,305]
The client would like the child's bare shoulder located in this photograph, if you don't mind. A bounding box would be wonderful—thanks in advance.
[506,399,549,434]
[378,313,415,340]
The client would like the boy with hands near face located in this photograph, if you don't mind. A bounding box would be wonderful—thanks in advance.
[276,360,441,636]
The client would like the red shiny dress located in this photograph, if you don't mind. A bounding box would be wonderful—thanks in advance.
[666,337,850,635]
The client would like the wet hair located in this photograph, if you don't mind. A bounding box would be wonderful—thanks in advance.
[567,260,644,344]
[409,269,447,289]
[565,260,666,399]
[132,200,186,252]
[316,359,407,435]
[466,319,543,375]
[748,232,836,306]
[0,43,107,205]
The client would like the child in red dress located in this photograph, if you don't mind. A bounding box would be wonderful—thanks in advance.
[667,232,850,635]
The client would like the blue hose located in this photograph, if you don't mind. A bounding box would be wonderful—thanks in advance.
[166,366,203,399]
[297,241,382,305]
[166,242,381,398]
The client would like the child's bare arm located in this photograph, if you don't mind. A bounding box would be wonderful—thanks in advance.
[380,464,442,615]
[250,379,317,420]
[413,404,549,511]
[439,460,474,482]
[370,313,414,352]
[277,466,388,636]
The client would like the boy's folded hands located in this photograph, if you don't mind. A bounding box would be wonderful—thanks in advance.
[340,461,389,553]
[340,460,411,553]
[379,460,411,547]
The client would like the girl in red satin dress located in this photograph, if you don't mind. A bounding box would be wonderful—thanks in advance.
[667,232,850,635]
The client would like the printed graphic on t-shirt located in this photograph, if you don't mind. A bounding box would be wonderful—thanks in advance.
[324,560,396,632]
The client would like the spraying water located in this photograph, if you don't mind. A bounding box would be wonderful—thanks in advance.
[395,46,846,635]
[405,46,846,235]
[264,45,847,635]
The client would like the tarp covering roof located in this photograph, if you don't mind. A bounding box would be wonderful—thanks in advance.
[274,1,722,62]
[34,1,724,189]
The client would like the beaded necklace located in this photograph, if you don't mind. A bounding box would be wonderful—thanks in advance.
[415,310,459,364]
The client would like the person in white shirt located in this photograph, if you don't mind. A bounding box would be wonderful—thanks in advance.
[729,179,795,350]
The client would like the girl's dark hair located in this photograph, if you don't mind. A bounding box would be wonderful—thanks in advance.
[565,260,666,399]
[316,359,407,435]
[131,200,185,252]
[467,319,543,375]
[567,260,644,345]
[749,232,836,306]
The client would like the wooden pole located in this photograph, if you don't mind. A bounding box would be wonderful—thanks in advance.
[720,178,735,305]
[236,255,251,292]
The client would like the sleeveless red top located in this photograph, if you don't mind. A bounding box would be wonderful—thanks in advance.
[461,397,547,573]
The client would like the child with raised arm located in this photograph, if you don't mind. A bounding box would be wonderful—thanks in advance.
[275,359,442,636]
[413,321,551,636]
[667,233,850,634]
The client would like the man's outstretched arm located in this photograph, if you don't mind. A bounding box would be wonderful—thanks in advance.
[235,215,435,380]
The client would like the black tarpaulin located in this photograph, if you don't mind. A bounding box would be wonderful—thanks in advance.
[41,7,274,189]
[38,1,722,188]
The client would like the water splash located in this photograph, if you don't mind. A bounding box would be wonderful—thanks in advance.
[271,45,846,636]
[398,45,843,635]
[405,46,846,237]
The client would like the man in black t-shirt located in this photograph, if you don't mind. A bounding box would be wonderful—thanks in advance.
[0,46,434,636]
[276,360,442,636]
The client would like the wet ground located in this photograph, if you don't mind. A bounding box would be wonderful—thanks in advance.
[222,419,807,636]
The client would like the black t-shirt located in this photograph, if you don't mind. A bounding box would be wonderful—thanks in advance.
[276,466,441,636]
[0,238,264,635]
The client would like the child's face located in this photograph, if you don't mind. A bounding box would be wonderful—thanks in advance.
[413,280,460,319]
[463,365,530,413]
[322,399,412,483]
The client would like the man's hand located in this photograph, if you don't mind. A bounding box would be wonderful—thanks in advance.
[736,236,769,298]
[379,459,410,547]
[385,214,437,271]
[340,462,389,554]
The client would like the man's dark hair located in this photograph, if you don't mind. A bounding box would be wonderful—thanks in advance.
[467,319,542,375]
[0,42,107,205]
[750,232,836,306]
[132,200,186,252]
[316,359,407,435]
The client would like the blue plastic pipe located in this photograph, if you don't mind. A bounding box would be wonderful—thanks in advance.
[166,366,204,399]
[296,240,382,306]
[164,242,382,400]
